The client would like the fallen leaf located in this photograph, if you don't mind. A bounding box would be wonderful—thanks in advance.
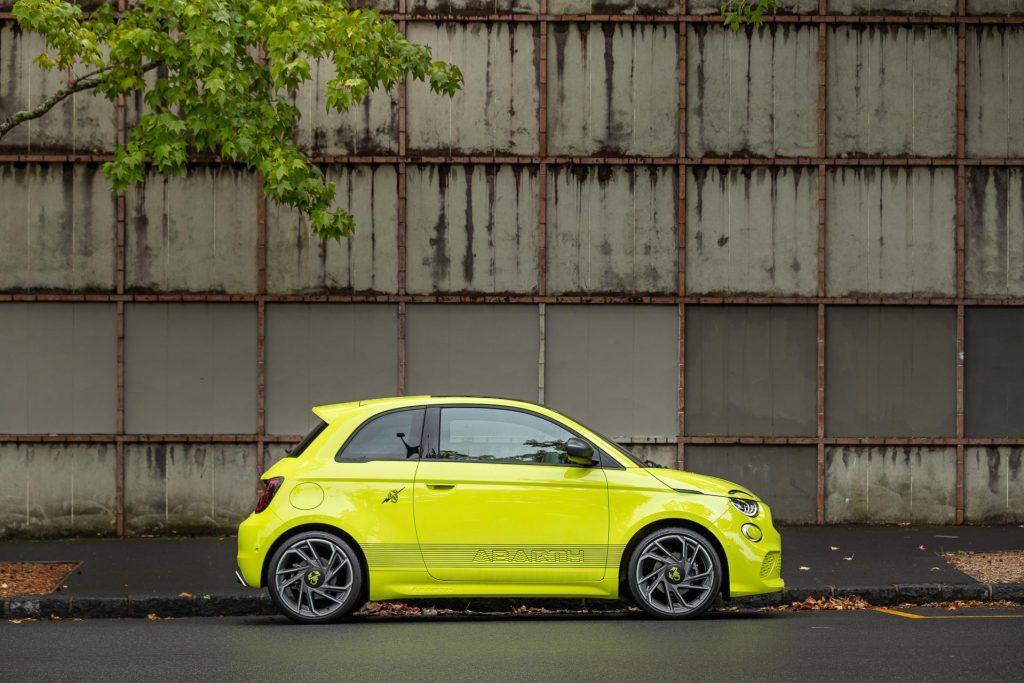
[897,522,911,527]
[0,583,7,589]
[9,619,22,625]
[917,545,927,551]
[176,592,192,598]
[799,566,811,571]
[930,567,941,571]
[146,613,159,621]
[830,546,840,551]
[843,554,855,561]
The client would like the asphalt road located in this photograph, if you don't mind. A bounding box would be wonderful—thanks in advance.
[3,608,1024,681]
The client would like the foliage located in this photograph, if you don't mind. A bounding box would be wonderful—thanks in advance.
[720,0,779,32]
[4,0,463,240]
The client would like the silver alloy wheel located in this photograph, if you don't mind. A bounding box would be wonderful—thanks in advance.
[274,537,354,619]
[633,533,716,615]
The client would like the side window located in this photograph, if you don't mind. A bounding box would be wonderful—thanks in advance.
[337,408,425,461]
[437,407,579,466]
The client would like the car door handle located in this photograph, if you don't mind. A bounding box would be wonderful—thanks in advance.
[425,483,455,490]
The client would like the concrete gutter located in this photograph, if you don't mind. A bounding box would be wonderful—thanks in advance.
[4,585,1024,620]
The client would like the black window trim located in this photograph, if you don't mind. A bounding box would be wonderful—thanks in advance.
[334,406,428,463]
[424,404,624,470]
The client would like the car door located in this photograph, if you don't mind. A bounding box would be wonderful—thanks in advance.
[413,405,609,582]
[330,407,425,572]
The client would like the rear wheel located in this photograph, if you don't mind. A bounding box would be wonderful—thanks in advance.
[627,527,722,619]
[267,531,364,624]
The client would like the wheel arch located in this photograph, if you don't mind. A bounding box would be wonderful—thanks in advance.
[618,518,731,601]
[261,522,370,602]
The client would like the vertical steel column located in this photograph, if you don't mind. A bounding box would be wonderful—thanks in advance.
[538,2,548,298]
[955,0,967,523]
[677,1,688,470]
[256,42,268,480]
[397,3,408,396]
[815,0,828,524]
[114,0,128,537]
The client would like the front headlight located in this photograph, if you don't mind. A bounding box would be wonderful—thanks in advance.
[730,498,759,517]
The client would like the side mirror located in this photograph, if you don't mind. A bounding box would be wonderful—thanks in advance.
[565,437,597,466]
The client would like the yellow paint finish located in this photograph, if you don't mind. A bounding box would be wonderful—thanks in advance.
[237,396,785,603]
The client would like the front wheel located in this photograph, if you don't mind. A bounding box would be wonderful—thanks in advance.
[267,531,365,624]
[627,527,722,619]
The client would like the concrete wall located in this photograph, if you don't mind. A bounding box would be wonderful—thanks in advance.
[547,166,676,294]
[828,26,956,157]
[686,166,818,295]
[407,165,538,294]
[0,164,116,291]
[548,23,677,156]
[686,306,817,437]
[826,167,956,297]
[5,4,1024,534]
[266,165,399,294]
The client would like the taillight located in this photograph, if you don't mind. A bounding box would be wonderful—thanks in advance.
[255,477,284,513]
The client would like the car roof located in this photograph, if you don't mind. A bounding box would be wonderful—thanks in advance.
[311,395,548,423]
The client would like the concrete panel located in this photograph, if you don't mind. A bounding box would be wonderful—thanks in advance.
[411,0,538,12]
[405,304,538,401]
[968,0,1024,15]
[124,444,256,535]
[266,304,399,435]
[685,446,818,524]
[964,447,1024,523]
[826,307,956,437]
[126,167,259,293]
[0,25,116,152]
[965,168,1024,297]
[0,303,116,434]
[825,446,957,523]
[624,443,677,469]
[548,23,678,156]
[266,165,398,294]
[827,26,956,157]
[686,306,817,436]
[546,305,678,437]
[686,25,818,158]
[965,307,1024,437]
[829,1,956,13]
[548,0,675,13]
[826,167,956,297]
[546,166,677,295]
[407,165,539,294]
[0,163,116,291]
[406,23,539,155]
[966,27,1024,158]
[125,304,257,434]
[0,443,116,537]
[291,59,398,155]
[687,0,818,12]
[687,166,818,295]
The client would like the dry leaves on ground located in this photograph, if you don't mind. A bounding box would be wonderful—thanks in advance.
[940,551,1024,584]
[0,562,78,598]
[761,595,872,612]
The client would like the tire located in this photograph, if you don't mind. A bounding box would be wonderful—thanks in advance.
[267,530,365,624]
[626,527,723,619]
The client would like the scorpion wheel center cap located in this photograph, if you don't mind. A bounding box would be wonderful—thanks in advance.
[305,569,322,587]
[666,565,682,583]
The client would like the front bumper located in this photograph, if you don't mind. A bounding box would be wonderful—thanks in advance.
[718,503,785,598]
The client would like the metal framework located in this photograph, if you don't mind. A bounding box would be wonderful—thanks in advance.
[0,0,1016,529]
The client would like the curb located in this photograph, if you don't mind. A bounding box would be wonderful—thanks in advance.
[3,584,1023,619]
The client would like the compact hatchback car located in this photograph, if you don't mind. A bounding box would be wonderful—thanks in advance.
[236,396,783,623]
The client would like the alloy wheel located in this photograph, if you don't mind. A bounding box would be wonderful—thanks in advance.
[632,531,719,617]
[273,536,355,620]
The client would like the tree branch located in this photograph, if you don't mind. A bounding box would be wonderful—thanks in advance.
[0,63,158,140]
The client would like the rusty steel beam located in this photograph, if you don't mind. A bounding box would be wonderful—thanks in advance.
[815,1,828,524]
[538,2,548,296]
[954,0,967,524]
[8,293,1024,306]
[676,0,687,472]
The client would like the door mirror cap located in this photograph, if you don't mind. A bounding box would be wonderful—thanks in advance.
[565,437,597,466]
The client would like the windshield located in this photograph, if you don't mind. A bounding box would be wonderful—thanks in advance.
[286,420,328,458]
[587,428,646,467]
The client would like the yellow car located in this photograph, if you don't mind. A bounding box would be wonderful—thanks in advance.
[236,396,783,623]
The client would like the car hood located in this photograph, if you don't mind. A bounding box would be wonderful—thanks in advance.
[644,468,760,501]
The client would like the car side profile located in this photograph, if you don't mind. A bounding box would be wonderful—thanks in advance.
[235,396,783,623]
